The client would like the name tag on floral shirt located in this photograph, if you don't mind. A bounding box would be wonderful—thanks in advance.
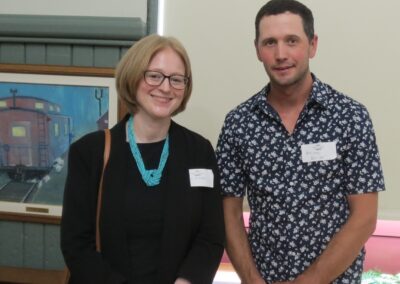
[189,169,214,188]
[301,141,337,163]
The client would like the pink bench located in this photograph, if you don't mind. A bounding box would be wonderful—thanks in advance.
[221,215,400,274]
[364,219,400,274]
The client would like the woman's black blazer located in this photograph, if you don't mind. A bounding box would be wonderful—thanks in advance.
[61,116,225,284]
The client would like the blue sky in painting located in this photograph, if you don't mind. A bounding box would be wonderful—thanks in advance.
[0,82,109,141]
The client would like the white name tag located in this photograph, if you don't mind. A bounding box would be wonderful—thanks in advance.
[189,169,214,188]
[301,141,337,163]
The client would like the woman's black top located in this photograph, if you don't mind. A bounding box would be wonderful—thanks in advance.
[124,140,166,284]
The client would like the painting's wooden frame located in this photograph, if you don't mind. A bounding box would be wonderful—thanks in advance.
[0,63,114,77]
[0,63,122,224]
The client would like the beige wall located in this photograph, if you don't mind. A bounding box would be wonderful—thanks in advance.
[164,0,400,220]
[1,0,398,219]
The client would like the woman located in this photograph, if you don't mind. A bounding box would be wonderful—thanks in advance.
[61,34,225,284]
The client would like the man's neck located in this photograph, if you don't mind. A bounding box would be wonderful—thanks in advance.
[267,73,314,134]
[267,73,313,110]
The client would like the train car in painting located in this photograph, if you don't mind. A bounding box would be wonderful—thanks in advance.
[0,96,72,180]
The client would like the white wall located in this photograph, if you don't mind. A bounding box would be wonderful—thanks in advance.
[164,0,400,220]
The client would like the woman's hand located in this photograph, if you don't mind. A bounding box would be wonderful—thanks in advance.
[174,277,191,284]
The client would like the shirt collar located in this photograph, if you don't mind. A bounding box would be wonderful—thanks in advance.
[251,73,331,112]
[308,74,330,109]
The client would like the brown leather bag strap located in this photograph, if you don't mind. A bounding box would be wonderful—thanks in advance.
[96,128,111,252]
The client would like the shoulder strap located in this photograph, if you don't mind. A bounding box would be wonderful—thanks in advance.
[96,128,111,252]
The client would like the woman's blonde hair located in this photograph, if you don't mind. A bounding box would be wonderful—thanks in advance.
[115,34,193,115]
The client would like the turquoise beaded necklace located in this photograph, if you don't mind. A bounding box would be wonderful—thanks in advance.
[127,116,169,187]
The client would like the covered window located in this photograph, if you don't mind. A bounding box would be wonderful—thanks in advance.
[35,102,44,110]
[12,126,27,137]
[54,123,59,137]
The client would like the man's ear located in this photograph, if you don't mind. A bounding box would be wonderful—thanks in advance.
[254,39,262,62]
[309,34,318,59]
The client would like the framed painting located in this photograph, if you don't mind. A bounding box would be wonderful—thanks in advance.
[0,68,118,221]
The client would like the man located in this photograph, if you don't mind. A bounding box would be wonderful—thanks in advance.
[216,0,385,283]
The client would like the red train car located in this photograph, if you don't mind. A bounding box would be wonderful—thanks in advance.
[0,96,72,180]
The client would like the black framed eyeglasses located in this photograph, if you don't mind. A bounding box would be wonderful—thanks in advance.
[144,70,189,90]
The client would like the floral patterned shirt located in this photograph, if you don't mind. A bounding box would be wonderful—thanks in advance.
[216,76,385,283]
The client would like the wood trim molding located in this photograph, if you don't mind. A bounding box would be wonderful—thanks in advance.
[0,266,68,284]
[0,63,114,77]
[0,211,60,224]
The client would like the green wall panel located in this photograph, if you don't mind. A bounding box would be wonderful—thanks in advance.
[72,46,94,67]
[0,221,24,266]
[0,222,64,269]
[0,43,25,64]
[25,43,46,65]
[23,223,44,269]
[44,225,64,270]
[121,46,130,58]
[0,15,145,42]
[46,44,72,66]
[94,46,121,68]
